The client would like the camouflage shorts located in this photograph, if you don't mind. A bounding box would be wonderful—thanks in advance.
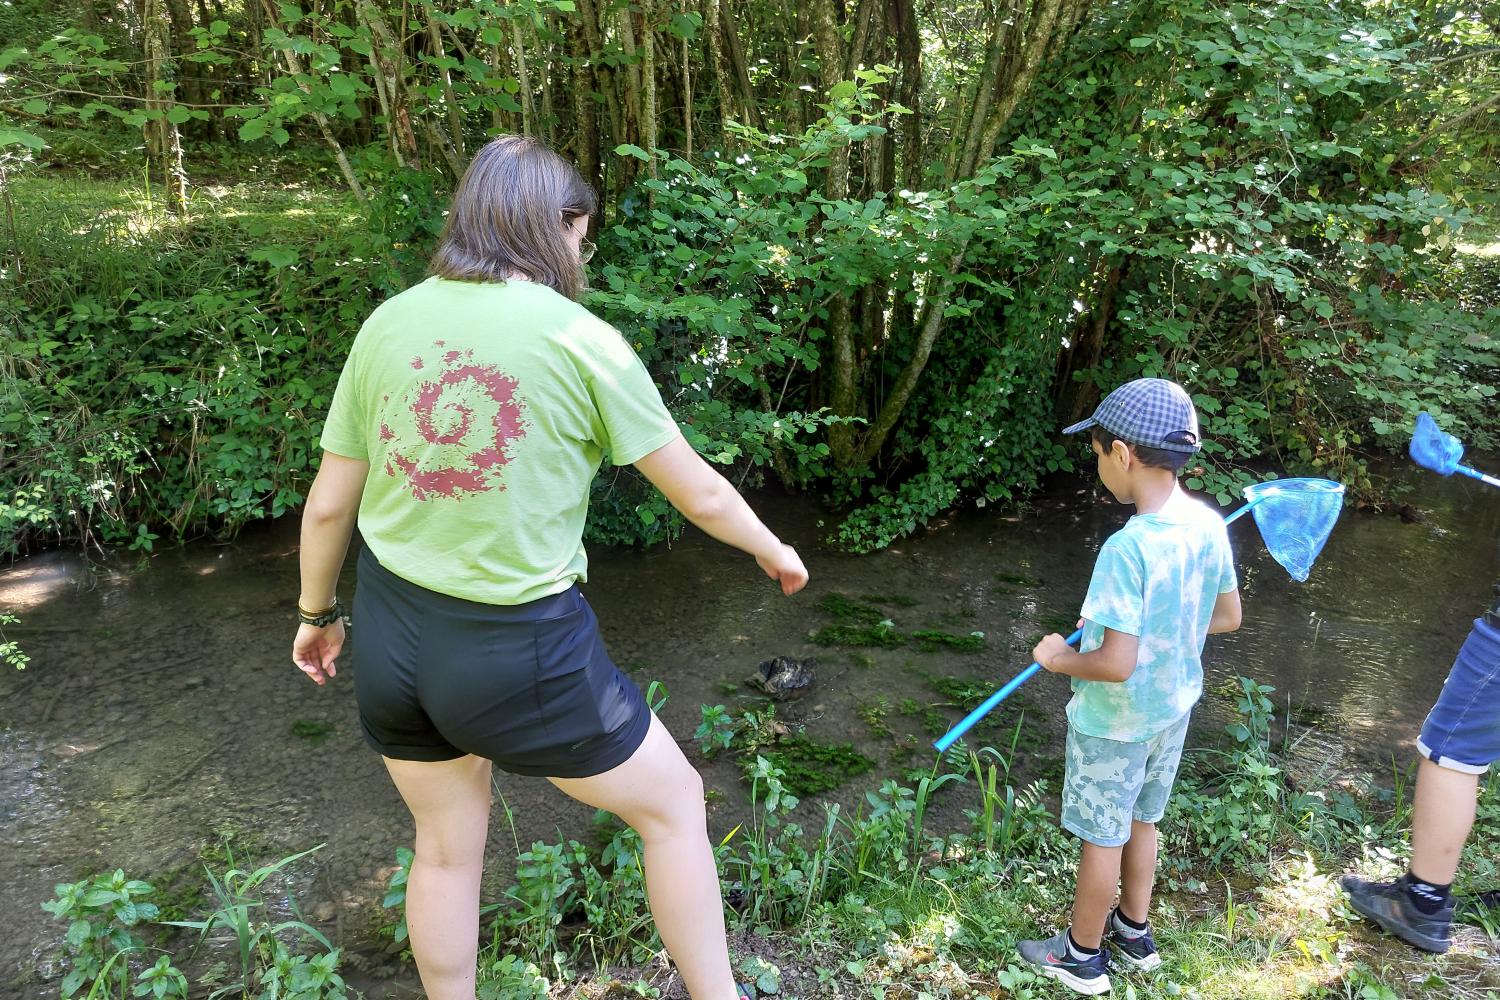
[1061,712,1191,847]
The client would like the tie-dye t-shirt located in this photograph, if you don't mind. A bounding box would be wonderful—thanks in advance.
[319,276,679,605]
[1068,490,1239,742]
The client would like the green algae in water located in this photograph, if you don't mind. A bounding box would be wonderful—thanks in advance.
[810,622,904,648]
[754,735,876,796]
[813,593,906,648]
[928,676,996,710]
[860,593,920,608]
[1034,611,1080,635]
[995,569,1042,587]
[291,719,334,745]
[857,695,893,738]
[897,697,948,737]
[911,629,986,653]
[816,593,887,624]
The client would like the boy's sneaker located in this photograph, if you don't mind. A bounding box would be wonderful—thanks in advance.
[1105,914,1162,972]
[1016,930,1112,995]
[1340,875,1454,954]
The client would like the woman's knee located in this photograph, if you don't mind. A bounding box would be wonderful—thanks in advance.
[413,829,487,871]
[631,764,708,842]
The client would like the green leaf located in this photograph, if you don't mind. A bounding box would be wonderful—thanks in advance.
[237,117,268,141]
[614,143,651,160]
[251,246,299,268]
[66,918,91,948]
[0,126,45,151]
[666,12,701,39]
[827,80,858,101]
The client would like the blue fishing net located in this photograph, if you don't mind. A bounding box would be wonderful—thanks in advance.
[1243,478,1345,583]
[1410,411,1464,476]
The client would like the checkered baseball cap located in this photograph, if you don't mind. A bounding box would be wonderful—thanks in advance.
[1061,378,1202,454]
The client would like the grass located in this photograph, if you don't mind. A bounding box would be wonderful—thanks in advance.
[4,172,361,265]
[911,628,987,652]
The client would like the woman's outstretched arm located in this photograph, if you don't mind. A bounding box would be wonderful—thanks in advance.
[634,434,808,596]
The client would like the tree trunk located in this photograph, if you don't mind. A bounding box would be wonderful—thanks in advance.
[681,3,693,157]
[890,0,924,188]
[568,9,602,192]
[701,0,733,140]
[843,0,876,78]
[536,12,556,144]
[721,1,759,129]
[577,0,628,194]
[426,12,465,165]
[1056,259,1122,422]
[162,0,203,129]
[143,0,188,213]
[511,10,538,136]
[356,0,418,167]
[640,0,658,168]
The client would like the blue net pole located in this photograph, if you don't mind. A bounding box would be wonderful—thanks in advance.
[1459,465,1500,489]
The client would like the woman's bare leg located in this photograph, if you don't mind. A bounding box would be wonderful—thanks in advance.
[550,714,739,1000]
[384,754,493,1000]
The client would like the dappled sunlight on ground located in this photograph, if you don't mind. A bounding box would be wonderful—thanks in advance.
[1455,240,1500,258]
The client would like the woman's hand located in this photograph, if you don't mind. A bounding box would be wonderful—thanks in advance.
[756,543,809,596]
[292,620,345,686]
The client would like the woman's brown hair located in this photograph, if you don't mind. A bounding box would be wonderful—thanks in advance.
[428,135,597,300]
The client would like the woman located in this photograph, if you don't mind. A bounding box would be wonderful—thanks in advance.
[290,135,806,1000]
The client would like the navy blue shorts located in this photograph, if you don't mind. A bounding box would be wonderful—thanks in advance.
[1416,618,1500,775]
[351,547,651,778]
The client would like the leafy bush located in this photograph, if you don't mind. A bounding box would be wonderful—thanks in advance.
[42,870,161,998]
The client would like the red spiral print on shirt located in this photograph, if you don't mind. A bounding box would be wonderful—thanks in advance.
[381,343,527,501]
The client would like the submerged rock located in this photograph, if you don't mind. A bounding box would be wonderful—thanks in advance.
[746,655,816,700]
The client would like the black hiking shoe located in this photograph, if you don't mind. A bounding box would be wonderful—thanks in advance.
[1016,930,1112,995]
[1105,916,1162,972]
[1340,874,1454,954]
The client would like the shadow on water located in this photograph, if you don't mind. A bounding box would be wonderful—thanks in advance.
[1,457,1496,995]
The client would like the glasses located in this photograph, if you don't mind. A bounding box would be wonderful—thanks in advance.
[578,238,596,265]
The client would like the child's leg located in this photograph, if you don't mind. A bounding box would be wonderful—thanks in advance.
[1071,842,1126,948]
[1118,819,1159,922]
[1059,724,1151,947]
[1410,757,1480,885]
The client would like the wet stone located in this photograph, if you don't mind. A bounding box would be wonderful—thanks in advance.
[746,655,816,700]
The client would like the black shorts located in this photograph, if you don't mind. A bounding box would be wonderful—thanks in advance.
[351,547,651,778]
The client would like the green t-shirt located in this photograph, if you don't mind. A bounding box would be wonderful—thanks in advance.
[1067,490,1239,742]
[319,276,680,605]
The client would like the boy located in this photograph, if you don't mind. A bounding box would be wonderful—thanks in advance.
[1016,378,1243,995]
